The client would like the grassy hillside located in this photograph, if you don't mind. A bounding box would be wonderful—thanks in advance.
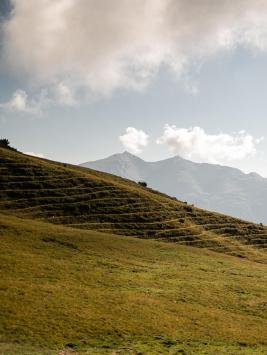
[1,213,267,354]
[0,148,267,263]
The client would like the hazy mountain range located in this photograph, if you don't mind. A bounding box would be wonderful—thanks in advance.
[80,151,267,224]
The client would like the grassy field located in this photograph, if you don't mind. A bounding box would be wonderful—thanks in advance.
[0,213,267,354]
[1,148,267,263]
[1,148,267,354]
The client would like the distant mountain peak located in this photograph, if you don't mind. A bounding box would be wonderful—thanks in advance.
[116,151,144,161]
[247,172,262,179]
[80,152,267,223]
[121,150,136,157]
[171,154,184,161]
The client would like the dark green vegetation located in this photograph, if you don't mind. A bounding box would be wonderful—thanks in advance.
[0,139,16,151]
[0,148,267,354]
[0,139,10,148]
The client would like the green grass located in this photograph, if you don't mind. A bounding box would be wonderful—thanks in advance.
[1,148,267,354]
[0,213,267,354]
[1,148,267,262]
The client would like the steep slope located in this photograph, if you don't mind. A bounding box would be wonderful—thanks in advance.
[81,152,267,223]
[1,147,267,262]
[1,213,267,354]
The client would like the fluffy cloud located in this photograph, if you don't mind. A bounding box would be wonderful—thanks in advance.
[157,125,264,164]
[0,83,76,114]
[0,89,40,113]
[3,0,267,97]
[119,127,149,154]
[54,83,76,107]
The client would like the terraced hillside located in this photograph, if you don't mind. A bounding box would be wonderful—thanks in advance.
[1,147,267,262]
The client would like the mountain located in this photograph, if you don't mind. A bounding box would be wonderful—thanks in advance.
[81,151,267,224]
[1,147,267,353]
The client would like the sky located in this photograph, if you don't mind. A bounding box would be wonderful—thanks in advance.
[1,1,267,176]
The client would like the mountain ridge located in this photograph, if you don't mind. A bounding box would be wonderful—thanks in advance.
[83,151,262,176]
[81,152,267,223]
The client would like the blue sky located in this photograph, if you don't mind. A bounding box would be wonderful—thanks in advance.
[1,1,267,176]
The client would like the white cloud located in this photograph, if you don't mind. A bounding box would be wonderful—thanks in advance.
[54,82,76,106]
[0,84,77,114]
[8,90,28,112]
[0,89,40,113]
[24,151,45,158]
[119,127,149,154]
[157,125,264,164]
[4,0,267,97]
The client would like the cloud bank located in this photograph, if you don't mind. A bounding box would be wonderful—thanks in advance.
[3,0,267,98]
[119,127,149,154]
[157,125,263,164]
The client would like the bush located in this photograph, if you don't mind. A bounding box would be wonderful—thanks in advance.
[0,138,16,151]
[0,138,10,148]
[138,181,147,188]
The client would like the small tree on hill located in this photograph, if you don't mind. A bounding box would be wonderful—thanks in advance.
[138,181,147,188]
[0,138,10,148]
[0,138,17,151]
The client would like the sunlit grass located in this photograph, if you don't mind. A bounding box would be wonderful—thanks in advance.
[1,147,267,263]
[1,214,267,354]
[1,147,267,354]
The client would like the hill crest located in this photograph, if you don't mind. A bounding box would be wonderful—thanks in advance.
[1,147,267,263]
